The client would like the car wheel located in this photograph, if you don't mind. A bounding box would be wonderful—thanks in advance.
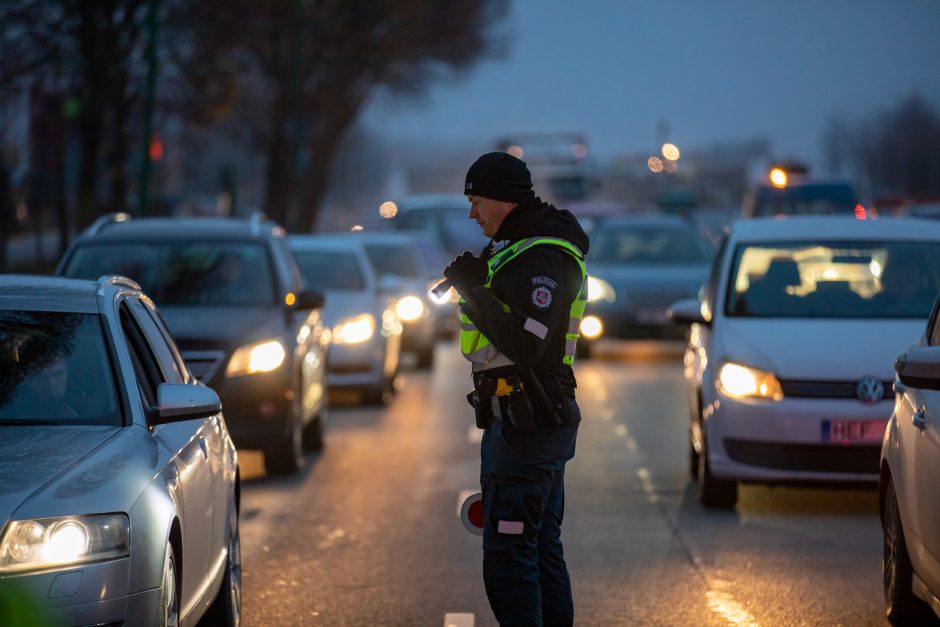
[697,434,737,509]
[416,345,435,369]
[204,507,242,627]
[689,436,700,480]
[264,411,304,475]
[159,542,180,627]
[302,402,326,452]
[883,479,933,625]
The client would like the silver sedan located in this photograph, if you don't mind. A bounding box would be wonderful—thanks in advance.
[0,274,239,626]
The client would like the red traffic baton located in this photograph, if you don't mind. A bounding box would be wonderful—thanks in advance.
[460,492,483,535]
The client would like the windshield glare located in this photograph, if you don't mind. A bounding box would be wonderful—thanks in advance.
[295,251,367,291]
[0,311,121,426]
[590,226,712,265]
[64,242,276,307]
[726,241,940,318]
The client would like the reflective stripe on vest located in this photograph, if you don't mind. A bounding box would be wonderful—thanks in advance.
[459,237,587,367]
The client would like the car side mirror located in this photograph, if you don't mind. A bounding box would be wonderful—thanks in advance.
[667,298,709,326]
[150,383,222,426]
[293,289,326,310]
[895,347,940,391]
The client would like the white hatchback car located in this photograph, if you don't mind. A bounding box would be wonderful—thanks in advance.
[881,314,940,624]
[669,216,940,508]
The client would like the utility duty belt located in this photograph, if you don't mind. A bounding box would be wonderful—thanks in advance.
[466,368,576,433]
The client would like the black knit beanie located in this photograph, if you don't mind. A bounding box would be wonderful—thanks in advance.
[464,152,534,202]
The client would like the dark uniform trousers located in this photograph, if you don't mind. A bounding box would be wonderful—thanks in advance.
[480,398,581,626]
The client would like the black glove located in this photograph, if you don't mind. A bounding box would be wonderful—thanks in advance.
[443,251,487,297]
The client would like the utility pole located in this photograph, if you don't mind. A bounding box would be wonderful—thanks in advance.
[138,0,159,216]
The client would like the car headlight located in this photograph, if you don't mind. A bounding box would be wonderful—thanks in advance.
[226,339,286,377]
[333,313,375,344]
[396,295,425,322]
[586,276,615,302]
[580,315,603,339]
[0,514,129,574]
[717,362,783,401]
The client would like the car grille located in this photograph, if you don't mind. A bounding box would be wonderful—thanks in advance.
[778,379,894,400]
[724,438,880,474]
[180,350,226,383]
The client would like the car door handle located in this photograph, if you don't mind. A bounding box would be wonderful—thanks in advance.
[913,408,927,431]
[198,436,209,460]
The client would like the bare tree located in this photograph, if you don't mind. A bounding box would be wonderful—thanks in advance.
[171,0,509,231]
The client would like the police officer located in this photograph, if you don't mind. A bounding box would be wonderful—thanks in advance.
[443,152,589,626]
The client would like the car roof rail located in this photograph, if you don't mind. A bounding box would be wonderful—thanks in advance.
[86,211,132,236]
[248,211,268,236]
[97,274,141,293]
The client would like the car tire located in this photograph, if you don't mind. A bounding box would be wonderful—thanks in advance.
[264,411,304,475]
[697,434,737,509]
[203,507,242,627]
[883,479,934,625]
[689,436,700,480]
[159,541,180,627]
[363,373,395,406]
[302,403,326,452]
[416,345,435,369]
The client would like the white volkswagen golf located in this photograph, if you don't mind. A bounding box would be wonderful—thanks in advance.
[669,216,940,508]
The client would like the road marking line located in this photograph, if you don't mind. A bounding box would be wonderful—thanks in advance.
[467,425,483,444]
[444,613,474,627]
[457,489,477,517]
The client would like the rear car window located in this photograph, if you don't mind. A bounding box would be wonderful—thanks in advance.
[364,244,420,279]
[590,225,712,265]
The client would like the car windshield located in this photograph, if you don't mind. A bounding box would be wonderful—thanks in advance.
[295,250,366,291]
[364,244,420,279]
[64,241,276,307]
[0,311,121,426]
[726,240,940,318]
[590,225,712,265]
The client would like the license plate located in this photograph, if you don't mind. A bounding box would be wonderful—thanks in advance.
[822,419,888,443]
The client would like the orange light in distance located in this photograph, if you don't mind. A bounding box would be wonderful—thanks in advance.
[285,292,296,306]
[769,168,788,188]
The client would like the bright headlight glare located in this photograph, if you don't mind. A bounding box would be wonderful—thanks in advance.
[586,276,615,302]
[396,295,425,322]
[226,339,286,377]
[427,281,453,305]
[580,315,603,339]
[0,514,129,573]
[717,362,783,401]
[333,313,375,344]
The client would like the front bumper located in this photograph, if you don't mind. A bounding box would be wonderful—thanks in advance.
[0,558,160,626]
[327,339,387,390]
[400,316,436,352]
[705,393,891,483]
[208,368,294,450]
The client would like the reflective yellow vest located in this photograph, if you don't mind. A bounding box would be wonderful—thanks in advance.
[459,237,587,368]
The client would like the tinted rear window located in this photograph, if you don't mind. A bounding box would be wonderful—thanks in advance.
[295,251,366,291]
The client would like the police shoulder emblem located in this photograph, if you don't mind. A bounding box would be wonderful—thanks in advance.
[531,286,553,309]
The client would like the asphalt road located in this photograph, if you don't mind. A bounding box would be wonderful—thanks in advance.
[237,339,885,626]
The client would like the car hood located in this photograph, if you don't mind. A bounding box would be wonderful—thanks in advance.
[716,318,925,380]
[320,291,381,327]
[0,426,119,522]
[159,306,283,347]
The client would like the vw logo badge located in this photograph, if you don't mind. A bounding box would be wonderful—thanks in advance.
[856,376,885,405]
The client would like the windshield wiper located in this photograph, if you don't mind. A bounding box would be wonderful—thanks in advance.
[0,419,63,426]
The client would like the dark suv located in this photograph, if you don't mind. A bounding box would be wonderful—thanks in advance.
[56,213,330,474]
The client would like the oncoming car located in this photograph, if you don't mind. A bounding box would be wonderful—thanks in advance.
[56,213,330,475]
[290,234,403,404]
[0,275,239,626]
[669,216,940,508]
[579,215,712,356]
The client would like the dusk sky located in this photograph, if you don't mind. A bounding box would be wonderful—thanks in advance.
[365,0,940,168]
